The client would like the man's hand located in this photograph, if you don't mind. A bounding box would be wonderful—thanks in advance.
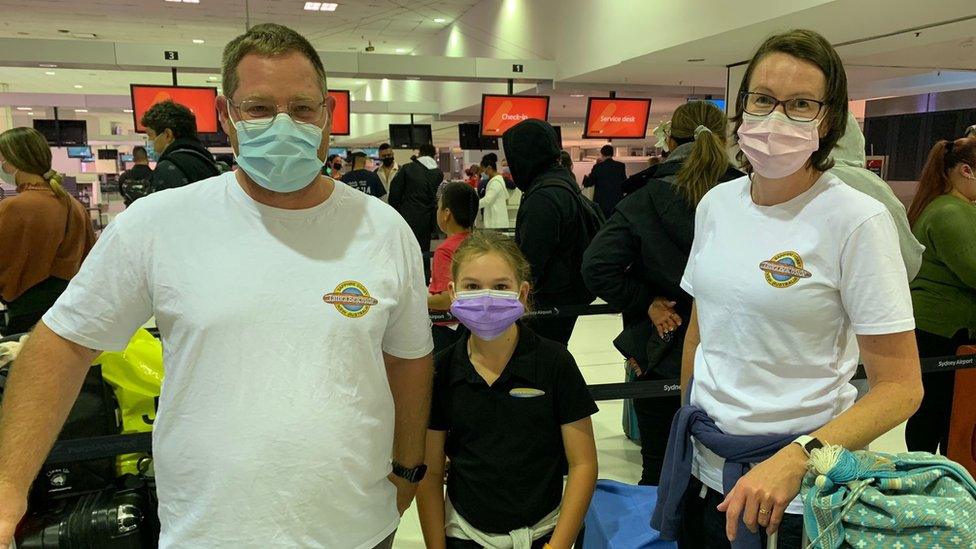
[388,474,419,516]
[649,297,682,338]
[0,479,27,549]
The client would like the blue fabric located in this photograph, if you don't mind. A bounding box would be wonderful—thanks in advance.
[583,480,676,549]
[650,405,801,549]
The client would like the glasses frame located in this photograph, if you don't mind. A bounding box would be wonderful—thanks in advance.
[740,91,826,122]
[228,97,330,126]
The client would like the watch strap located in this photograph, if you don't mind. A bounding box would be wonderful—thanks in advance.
[793,435,824,457]
[391,461,427,483]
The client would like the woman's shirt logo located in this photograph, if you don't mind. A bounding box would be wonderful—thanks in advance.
[759,251,812,288]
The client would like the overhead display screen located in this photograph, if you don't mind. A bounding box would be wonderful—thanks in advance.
[584,97,652,139]
[480,94,550,137]
[328,90,350,136]
[130,85,219,133]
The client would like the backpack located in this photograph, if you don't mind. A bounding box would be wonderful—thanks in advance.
[119,176,152,207]
[802,446,976,548]
[532,177,606,303]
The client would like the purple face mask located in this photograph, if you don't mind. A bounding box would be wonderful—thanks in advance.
[450,290,525,341]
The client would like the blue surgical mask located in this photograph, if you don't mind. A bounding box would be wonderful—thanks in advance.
[231,113,324,193]
[145,142,157,162]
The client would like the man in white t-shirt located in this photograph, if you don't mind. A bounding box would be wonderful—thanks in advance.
[0,24,433,549]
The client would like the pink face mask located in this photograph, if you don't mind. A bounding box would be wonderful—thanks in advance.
[737,112,821,179]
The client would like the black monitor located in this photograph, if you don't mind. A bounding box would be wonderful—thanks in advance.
[66,145,92,158]
[389,124,434,149]
[32,119,87,146]
[97,149,119,160]
[120,154,134,163]
[459,123,499,150]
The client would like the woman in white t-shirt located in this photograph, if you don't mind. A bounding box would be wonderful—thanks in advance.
[479,153,510,229]
[652,30,924,549]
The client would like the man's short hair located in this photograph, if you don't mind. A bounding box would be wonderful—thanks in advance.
[418,143,437,158]
[222,23,327,100]
[378,143,392,152]
[140,101,198,140]
[132,146,148,161]
[600,145,614,157]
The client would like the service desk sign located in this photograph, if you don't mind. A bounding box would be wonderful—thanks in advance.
[480,94,550,137]
[584,97,652,139]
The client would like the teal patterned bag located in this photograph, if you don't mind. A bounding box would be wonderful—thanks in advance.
[801,446,976,548]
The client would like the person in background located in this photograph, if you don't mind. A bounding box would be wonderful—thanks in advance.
[341,150,387,199]
[0,24,433,549]
[559,150,576,184]
[479,153,509,229]
[904,136,976,454]
[324,153,343,179]
[582,144,627,218]
[504,120,595,346]
[465,164,482,189]
[428,182,479,353]
[141,100,219,192]
[0,127,96,335]
[829,112,924,280]
[118,145,154,206]
[582,100,742,486]
[213,153,236,173]
[375,144,400,202]
[416,231,598,549]
[652,30,923,548]
[390,143,445,282]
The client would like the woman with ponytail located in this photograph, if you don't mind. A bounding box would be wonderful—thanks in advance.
[581,100,742,485]
[905,136,976,454]
[0,127,95,335]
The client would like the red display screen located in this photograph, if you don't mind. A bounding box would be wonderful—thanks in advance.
[329,90,350,136]
[130,85,218,133]
[480,94,550,137]
[583,97,652,139]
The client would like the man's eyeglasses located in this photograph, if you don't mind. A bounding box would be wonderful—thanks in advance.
[741,92,825,122]
[229,97,329,125]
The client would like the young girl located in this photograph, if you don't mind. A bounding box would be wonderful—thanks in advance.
[429,182,480,353]
[417,231,598,549]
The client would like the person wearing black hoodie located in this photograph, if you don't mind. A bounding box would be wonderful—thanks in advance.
[389,143,444,281]
[581,101,742,485]
[141,101,219,192]
[503,119,593,346]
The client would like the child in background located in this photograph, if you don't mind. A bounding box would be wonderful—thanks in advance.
[417,231,599,549]
[428,182,480,353]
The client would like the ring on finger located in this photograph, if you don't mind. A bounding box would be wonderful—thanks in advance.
[759,507,770,515]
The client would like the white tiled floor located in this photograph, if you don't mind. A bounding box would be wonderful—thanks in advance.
[392,314,909,548]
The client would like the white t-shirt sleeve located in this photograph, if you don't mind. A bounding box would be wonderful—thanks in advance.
[680,198,710,297]
[42,209,153,351]
[382,222,435,359]
[839,211,915,335]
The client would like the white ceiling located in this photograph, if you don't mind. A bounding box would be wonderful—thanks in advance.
[0,0,478,54]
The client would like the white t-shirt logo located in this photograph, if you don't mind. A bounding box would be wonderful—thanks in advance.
[323,280,379,318]
[759,251,813,288]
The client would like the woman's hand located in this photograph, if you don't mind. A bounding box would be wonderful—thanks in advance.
[649,297,682,338]
[716,444,808,540]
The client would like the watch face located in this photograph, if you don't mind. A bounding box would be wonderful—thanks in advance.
[806,438,824,452]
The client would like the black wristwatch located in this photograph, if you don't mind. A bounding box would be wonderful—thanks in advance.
[391,461,427,483]
[793,435,825,457]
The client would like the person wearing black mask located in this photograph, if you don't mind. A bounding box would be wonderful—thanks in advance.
[324,154,343,179]
[503,120,600,345]
[390,143,444,282]
[375,143,399,203]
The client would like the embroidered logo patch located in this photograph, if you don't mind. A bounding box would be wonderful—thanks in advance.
[759,251,812,288]
[323,281,379,318]
[509,388,546,398]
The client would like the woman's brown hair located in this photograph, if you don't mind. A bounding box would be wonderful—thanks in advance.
[907,137,976,226]
[731,29,849,173]
[669,100,730,206]
[0,127,68,199]
[451,230,532,287]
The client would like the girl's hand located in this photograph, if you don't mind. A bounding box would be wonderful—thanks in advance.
[649,298,681,338]
[716,444,808,540]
